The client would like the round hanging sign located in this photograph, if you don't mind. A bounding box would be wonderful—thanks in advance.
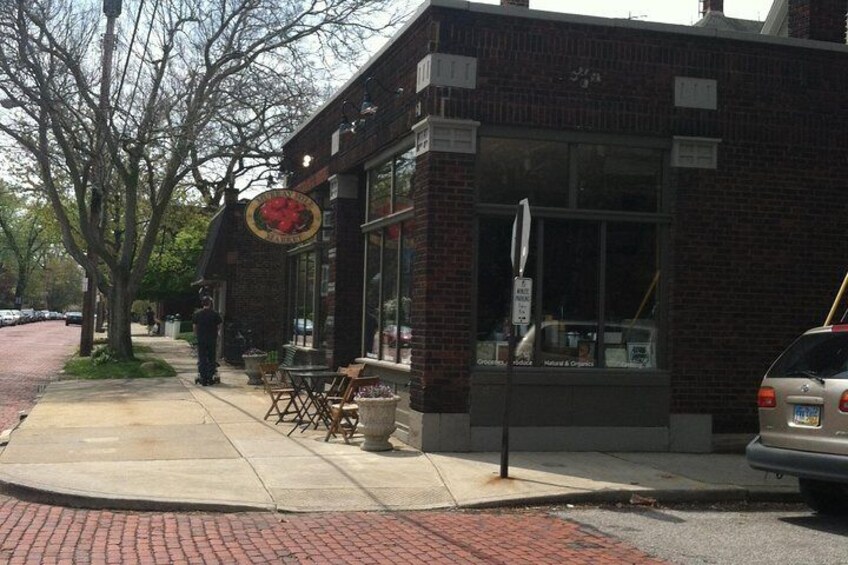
[245,189,322,245]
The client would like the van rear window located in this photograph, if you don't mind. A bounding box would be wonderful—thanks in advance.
[767,333,848,379]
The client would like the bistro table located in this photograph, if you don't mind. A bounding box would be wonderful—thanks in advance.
[286,369,344,435]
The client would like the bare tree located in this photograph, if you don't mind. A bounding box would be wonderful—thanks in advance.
[0,0,410,358]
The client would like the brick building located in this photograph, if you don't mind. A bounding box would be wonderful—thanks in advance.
[216,0,848,452]
[195,189,289,362]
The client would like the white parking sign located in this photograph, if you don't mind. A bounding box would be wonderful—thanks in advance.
[512,277,532,325]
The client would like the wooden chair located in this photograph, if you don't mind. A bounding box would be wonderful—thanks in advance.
[281,345,297,367]
[324,376,380,443]
[258,362,300,424]
[325,364,366,404]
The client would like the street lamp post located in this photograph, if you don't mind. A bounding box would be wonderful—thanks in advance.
[80,0,122,356]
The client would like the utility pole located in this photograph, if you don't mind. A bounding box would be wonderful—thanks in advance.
[80,0,121,356]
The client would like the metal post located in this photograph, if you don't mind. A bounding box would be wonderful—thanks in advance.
[80,3,120,356]
[500,204,524,479]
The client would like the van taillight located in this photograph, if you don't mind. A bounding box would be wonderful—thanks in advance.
[758,387,776,408]
[839,391,848,413]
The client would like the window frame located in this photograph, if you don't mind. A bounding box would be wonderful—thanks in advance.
[287,243,321,348]
[361,145,416,365]
[473,131,671,371]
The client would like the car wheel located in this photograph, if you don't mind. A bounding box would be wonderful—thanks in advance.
[799,478,848,515]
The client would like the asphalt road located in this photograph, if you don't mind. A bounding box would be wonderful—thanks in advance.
[559,502,848,565]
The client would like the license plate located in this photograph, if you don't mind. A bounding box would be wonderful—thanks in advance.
[793,405,821,427]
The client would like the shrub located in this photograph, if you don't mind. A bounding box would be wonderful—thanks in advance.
[91,345,117,366]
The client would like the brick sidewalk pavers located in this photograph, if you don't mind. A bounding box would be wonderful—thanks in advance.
[0,499,666,564]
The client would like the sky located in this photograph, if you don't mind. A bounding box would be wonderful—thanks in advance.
[471,0,775,25]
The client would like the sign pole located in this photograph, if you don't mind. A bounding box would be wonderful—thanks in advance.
[500,203,525,479]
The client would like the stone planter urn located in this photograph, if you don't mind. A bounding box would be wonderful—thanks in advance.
[356,395,400,452]
[242,353,266,385]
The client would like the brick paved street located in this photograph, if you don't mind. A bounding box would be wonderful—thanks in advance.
[0,323,667,564]
[0,501,666,564]
[0,322,79,432]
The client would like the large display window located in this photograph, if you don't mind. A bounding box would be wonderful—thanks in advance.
[476,138,664,370]
[288,250,318,348]
[363,148,416,365]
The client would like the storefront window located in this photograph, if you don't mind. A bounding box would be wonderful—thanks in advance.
[364,234,382,358]
[368,148,416,221]
[289,251,317,347]
[368,162,392,222]
[475,137,665,370]
[534,221,599,368]
[394,150,415,213]
[604,223,658,369]
[363,148,416,365]
[577,145,662,213]
[476,218,534,366]
[477,138,570,207]
[363,223,414,364]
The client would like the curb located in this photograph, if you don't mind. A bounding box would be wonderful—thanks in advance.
[0,477,276,514]
[457,487,802,510]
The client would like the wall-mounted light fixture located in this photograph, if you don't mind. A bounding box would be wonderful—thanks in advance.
[360,76,404,117]
[338,99,363,135]
[276,153,294,187]
[302,154,313,168]
[335,76,404,143]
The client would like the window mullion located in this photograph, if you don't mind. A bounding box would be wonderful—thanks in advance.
[378,231,385,361]
[598,221,607,366]
[395,224,403,362]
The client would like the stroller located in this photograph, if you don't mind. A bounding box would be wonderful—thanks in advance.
[195,362,221,385]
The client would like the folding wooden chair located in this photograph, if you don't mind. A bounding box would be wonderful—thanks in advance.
[324,376,379,443]
[325,364,366,405]
[258,362,300,423]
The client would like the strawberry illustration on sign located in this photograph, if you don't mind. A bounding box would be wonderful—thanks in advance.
[245,189,322,245]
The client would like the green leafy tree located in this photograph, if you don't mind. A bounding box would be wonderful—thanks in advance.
[138,208,209,301]
[0,183,55,308]
[0,0,410,359]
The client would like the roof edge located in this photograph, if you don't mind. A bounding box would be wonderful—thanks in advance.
[285,0,847,146]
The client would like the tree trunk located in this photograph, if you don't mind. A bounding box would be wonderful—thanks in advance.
[107,273,134,360]
[13,272,26,308]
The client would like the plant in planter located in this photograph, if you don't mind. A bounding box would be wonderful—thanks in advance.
[242,347,267,385]
[355,383,400,452]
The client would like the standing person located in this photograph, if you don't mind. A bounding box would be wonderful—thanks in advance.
[145,306,156,336]
[193,296,222,386]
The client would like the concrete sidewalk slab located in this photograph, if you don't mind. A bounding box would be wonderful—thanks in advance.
[0,424,237,463]
[0,328,799,513]
[0,459,275,511]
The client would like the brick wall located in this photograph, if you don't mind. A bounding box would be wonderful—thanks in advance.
[223,202,288,355]
[409,151,476,413]
[789,0,847,43]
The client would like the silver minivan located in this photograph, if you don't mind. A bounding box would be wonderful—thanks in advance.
[747,325,848,514]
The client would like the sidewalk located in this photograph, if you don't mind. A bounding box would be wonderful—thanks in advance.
[0,329,799,513]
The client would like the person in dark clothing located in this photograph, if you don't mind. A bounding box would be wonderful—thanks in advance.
[145,307,156,335]
[193,296,222,385]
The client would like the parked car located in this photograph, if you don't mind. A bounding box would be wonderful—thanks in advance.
[747,325,848,515]
[293,318,313,335]
[65,311,83,326]
[382,324,412,347]
[0,310,14,327]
